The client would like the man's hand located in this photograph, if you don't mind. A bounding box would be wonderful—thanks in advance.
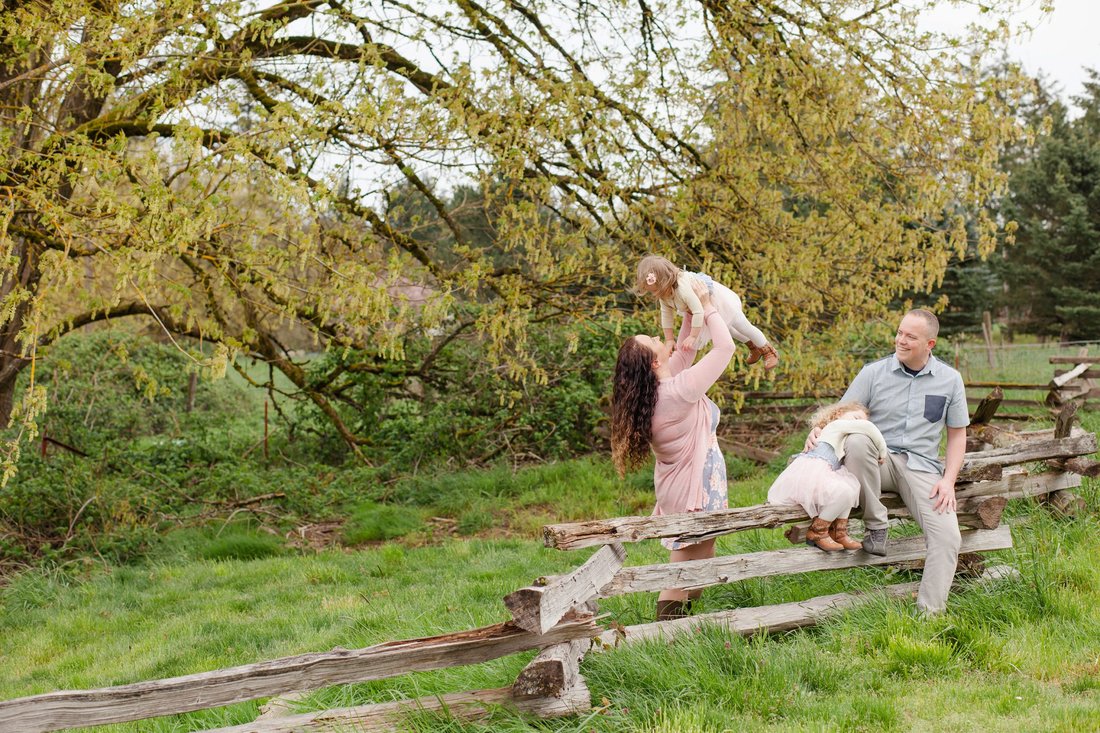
[804,426,822,452]
[929,478,957,514]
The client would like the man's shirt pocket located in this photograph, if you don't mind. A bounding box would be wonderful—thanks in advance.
[923,394,947,422]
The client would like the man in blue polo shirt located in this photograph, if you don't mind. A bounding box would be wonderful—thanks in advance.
[809,309,967,614]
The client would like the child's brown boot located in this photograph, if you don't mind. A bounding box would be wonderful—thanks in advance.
[829,518,862,551]
[746,342,779,370]
[806,517,844,552]
[759,344,779,370]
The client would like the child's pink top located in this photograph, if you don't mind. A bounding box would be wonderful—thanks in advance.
[651,306,735,515]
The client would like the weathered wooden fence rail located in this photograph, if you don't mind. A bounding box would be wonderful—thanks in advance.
[0,617,601,733]
[1,393,1095,733]
[1048,356,1100,406]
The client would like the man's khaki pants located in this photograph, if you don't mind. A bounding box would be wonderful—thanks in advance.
[842,434,961,614]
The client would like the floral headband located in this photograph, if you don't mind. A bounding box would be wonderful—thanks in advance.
[645,272,657,285]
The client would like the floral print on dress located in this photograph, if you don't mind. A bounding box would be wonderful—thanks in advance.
[665,401,728,550]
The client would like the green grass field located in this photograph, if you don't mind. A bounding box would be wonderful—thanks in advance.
[1,341,1099,732]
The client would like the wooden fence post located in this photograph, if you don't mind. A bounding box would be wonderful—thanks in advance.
[504,543,625,634]
[981,311,995,368]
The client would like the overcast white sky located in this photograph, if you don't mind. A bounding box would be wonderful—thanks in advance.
[1023,0,1098,101]
[927,0,1099,104]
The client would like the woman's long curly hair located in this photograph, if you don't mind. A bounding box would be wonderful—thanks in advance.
[611,337,659,477]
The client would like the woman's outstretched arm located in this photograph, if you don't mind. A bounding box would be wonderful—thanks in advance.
[677,308,734,401]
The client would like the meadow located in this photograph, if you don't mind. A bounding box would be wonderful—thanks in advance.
[1,334,1098,732]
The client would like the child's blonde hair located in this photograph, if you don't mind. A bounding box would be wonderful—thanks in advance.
[810,401,869,429]
[634,255,679,298]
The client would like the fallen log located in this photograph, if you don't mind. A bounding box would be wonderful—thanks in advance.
[598,526,1012,598]
[504,544,625,634]
[201,682,592,733]
[0,617,601,733]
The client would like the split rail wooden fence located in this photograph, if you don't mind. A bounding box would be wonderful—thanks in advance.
[1,393,1096,733]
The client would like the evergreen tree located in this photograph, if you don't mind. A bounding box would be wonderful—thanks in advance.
[998,69,1100,340]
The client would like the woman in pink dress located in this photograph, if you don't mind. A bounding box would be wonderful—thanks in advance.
[767,402,888,552]
[611,280,736,621]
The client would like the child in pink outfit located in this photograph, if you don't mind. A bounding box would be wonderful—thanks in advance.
[635,254,778,370]
[767,402,887,551]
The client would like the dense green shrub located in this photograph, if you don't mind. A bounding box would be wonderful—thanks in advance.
[27,330,252,453]
[0,330,297,567]
[0,454,160,565]
[287,318,632,470]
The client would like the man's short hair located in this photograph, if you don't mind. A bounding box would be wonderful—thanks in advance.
[906,309,939,339]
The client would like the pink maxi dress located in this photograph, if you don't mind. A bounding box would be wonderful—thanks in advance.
[650,306,736,549]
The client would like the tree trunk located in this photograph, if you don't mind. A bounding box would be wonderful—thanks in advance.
[0,372,18,428]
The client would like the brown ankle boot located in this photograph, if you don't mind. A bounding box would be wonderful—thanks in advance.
[746,343,779,370]
[829,518,862,551]
[655,599,688,621]
[806,517,844,552]
[758,344,779,370]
